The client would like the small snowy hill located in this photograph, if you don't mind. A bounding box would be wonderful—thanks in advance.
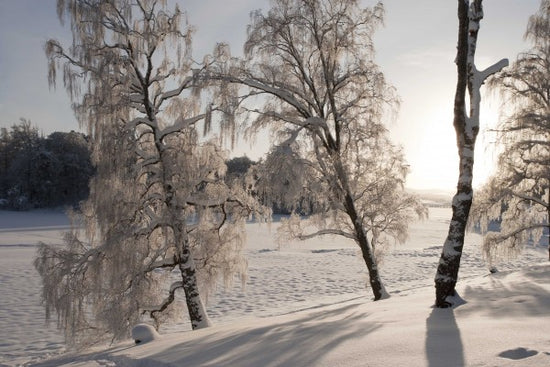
[32,263,550,367]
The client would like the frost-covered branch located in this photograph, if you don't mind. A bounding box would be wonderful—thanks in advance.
[213,74,311,118]
[297,229,356,241]
[510,190,549,209]
[476,59,509,84]
[158,114,205,141]
[154,74,194,110]
[144,281,183,325]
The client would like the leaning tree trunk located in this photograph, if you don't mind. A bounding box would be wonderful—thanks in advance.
[334,153,388,301]
[344,192,388,300]
[434,0,508,308]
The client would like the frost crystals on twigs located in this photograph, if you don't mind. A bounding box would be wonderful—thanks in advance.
[36,0,267,347]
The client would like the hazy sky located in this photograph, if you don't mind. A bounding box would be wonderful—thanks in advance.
[0,0,541,192]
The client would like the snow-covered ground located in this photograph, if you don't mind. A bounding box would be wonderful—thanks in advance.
[0,208,548,366]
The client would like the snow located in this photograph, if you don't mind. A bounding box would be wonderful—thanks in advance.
[0,210,69,365]
[1,208,548,366]
[131,324,160,345]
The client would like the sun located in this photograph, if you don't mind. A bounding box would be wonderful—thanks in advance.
[394,99,502,193]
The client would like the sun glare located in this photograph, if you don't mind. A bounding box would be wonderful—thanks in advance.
[400,99,502,193]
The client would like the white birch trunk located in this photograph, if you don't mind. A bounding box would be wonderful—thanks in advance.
[155,124,212,329]
[177,244,212,329]
[434,0,508,307]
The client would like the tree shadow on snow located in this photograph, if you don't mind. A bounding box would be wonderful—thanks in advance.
[30,344,136,367]
[458,271,550,319]
[425,308,464,367]
[124,303,380,367]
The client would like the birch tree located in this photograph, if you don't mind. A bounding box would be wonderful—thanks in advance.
[35,0,264,346]
[471,0,550,263]
[214,0,425,300]
[434,0,508,308]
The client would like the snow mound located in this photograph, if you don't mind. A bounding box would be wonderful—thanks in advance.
[131,324,160,344]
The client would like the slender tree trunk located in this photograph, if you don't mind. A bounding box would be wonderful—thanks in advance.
[344,192,388,300]
[434,1,471,308]
[434,152,475,307]
[434,0,508,307]
[332,154,388,300]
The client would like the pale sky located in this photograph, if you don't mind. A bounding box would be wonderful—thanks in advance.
[0,0,541,192]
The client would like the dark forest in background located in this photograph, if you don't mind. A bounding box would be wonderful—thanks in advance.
[0,120,259,211]
[0,120,93,210]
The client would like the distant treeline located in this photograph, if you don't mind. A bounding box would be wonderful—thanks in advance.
[0,120,302,213]
[0,121,255,212]
[0,119,93,210]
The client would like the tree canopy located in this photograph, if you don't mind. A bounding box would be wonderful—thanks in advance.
[471,0,550,263]
[35,0,265,346]
[213,0,426,300]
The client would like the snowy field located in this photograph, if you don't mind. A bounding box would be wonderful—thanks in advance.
[0,207,548,366]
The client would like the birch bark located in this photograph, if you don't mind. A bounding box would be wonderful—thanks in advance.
[434,0,508,308]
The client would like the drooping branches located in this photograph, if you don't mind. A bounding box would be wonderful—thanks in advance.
[36,0,266,346]
[472,0,550,263]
